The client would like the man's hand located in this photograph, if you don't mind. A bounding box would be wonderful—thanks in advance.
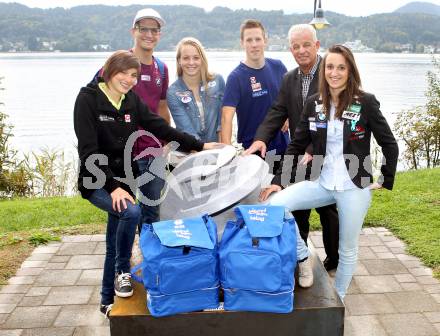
[110,187,135,212]
[281,119,289,133]
[259,184,282,202]
[243,140,267,157]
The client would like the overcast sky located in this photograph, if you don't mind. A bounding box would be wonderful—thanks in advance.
[2,0,440,16]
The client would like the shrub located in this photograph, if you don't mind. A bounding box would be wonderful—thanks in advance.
[394,56,440,169]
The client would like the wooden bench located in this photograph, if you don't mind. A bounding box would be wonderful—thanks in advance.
[109,249,345,336]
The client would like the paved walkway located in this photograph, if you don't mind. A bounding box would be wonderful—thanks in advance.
[0,227,439,336]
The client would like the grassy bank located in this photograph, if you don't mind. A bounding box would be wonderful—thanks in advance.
[0,168,439,283]
[310,167,440,278]
[0,196,106,283]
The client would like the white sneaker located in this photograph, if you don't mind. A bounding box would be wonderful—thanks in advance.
[298,257,314,288]
[100,303,113,318]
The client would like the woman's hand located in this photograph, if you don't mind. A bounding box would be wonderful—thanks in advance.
[369,182,383,190]
[203,142,224,150]
[110,187,135,212]
[259,184,282,202]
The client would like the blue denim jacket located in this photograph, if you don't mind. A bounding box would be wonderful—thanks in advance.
[167,74,225,142]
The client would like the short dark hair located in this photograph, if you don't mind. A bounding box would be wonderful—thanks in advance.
[240,19,266,40]
[102,50,141,83]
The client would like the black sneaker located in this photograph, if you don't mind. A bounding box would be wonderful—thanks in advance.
[100,303,113,318]
[114,272,133,298]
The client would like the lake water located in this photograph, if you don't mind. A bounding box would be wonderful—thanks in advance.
[0,51,437,158]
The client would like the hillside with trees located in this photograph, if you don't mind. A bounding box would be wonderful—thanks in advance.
[395,1,440,15]
[0,2,439,53]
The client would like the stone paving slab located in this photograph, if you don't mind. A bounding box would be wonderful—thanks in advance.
[0,330,23,336]
[34,270,81,287]
[32,245,60,254]
[362,259,407,275]
[43,286,94,306]
[76,270,103,286]
[65,255,104,270]
[15,268,43,277]
[0,227,438,336]
[17,296,44,307]
[57,242,97,256]
[21,327,75,336]
[401,282,423,291]
[344,315,388,336]
[353,275,403,293]
[345,294,397,315]
[378,313,438,336]
[0,295,23,305]
[3,306,61,329]
[61,236,92,243]
[90,234,106,242]
[8,276,35,285]
[73,326,110,336]
[26,254,53,262]
[53,305,108,327]
[88,286,102,305]
[385,291,440,313]
[25,287,51,297]
[0,285,30,294]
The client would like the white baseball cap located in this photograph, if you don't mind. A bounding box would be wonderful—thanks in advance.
[132,8,165,28]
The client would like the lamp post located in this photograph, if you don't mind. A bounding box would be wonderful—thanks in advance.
[309,0,330,30]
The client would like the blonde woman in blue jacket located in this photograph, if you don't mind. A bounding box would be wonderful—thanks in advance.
[167,37,225,142]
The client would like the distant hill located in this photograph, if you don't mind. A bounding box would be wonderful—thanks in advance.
[395,1,440,15]
[0,3,439,53]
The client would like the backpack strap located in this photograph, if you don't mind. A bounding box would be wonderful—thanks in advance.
[130,263,143,283]
[91,68,103,84]
[154,57,166,82]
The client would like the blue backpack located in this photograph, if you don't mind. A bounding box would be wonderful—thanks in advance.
[219,205,297,313]
[137,215,220,317]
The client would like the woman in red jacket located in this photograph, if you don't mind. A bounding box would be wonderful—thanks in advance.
[260,45,399,300]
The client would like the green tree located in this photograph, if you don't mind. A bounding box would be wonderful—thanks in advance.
[394,56,440,169]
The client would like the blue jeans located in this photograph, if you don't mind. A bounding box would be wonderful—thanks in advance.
[88,188,141,305]
[136,157,166,231]
[278,211,310,261]
[269,180,372,300]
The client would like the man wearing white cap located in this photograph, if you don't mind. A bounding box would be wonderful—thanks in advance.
[130,8,171,234]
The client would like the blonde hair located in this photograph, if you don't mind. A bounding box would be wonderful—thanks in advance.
[176,37,214,86]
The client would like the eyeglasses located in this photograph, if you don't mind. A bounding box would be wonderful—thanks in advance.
[136,26,161,35]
